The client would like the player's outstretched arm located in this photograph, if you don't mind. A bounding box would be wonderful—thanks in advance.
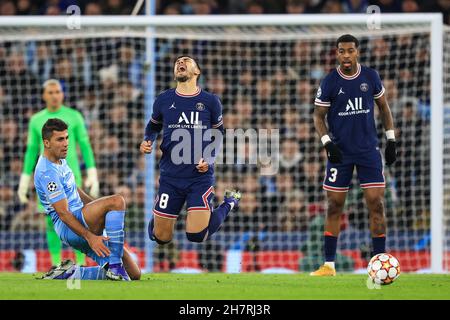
[375,94,396,166]
[52,198,110,257]
[314,106,343,163]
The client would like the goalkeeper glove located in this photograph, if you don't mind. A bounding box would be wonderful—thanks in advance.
[324,142,343,164]
[85,168,99,198]
[17,173,31,204]
[385,140,397,166]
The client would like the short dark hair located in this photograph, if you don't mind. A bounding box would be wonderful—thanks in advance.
[42,118,68,141]
[336,34,359,48]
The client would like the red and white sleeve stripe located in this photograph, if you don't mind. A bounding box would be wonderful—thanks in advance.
[374,86,385,99]
[314,99,331,107]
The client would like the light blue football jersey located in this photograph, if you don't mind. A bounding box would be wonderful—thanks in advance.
[34,155,84,219]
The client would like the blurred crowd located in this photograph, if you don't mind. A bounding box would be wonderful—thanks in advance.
[0,30,432,241]
[0,0,449,24]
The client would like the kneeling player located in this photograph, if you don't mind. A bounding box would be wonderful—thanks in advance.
[140,55,241,245]
[35,119,140,281]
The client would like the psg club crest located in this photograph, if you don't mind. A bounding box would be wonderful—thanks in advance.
[196,102,205,111]
[47,181,58,192]
[360,83,369,92]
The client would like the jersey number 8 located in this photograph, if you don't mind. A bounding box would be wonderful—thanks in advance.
[159,193,169,209]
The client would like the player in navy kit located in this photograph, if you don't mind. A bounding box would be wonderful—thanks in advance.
[140,56,241,245]
[311,35,397,276]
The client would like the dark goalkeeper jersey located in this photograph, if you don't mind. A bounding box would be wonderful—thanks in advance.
[314,64,385,155]
[145,87,223,179]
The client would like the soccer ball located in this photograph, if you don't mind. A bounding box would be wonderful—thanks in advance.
[367,253,400,285]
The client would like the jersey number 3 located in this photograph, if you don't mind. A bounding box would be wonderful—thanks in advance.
[329,168,338,182]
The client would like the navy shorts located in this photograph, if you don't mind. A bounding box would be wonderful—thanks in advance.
[153,175,215,220]
[323,148,385,192]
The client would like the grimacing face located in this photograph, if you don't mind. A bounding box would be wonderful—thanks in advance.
[44,130,69,159]
[43,83,64,108]
[336,42,359,72]
[173,56,200,82]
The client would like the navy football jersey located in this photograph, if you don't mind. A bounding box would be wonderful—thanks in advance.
[314,64,385,155]
[147,87,223,179]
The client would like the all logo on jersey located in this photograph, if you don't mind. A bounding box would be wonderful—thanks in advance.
[338,97,370,116]
[360,83,369,92]
[196,102,205,111]
[346,97,363,111]
[47,181,58,192]
[169,111,206,129]
[178,111,199,125]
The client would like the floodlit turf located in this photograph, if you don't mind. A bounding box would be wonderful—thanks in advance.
[0,273,449,300]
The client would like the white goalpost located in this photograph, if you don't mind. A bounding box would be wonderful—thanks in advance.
[0,13,446,274]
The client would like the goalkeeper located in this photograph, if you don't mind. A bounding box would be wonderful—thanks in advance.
[17,79,99,267]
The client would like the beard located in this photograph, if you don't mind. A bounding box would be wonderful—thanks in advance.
[176,75,189,82]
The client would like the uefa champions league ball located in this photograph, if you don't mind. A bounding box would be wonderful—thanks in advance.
[367,253,400,285]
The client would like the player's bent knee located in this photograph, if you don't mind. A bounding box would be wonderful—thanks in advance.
[111,194,126,211]
[153,229,172,244]
[153,235,172,245]
[186,228,208,243]
[129,269,141,281]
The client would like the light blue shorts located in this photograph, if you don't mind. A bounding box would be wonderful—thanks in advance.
[50,208,108,266]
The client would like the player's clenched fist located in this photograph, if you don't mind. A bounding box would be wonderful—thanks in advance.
[196,158,209,173]
[324,141,343,164]
[385,140,396,166]
[140,140,153,154]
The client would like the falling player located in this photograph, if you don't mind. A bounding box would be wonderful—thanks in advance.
[311,34,397,276]
[140,56,241,245]
[18,79,99,267]
[35,118,140,281]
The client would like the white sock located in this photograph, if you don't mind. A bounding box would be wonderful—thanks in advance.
[324,261,335,269]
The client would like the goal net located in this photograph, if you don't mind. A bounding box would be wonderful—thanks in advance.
[0,15,447,273]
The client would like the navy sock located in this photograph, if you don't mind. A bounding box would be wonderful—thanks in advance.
[372,236,386,256]
[324,234,338,262]
[206,202,231,239]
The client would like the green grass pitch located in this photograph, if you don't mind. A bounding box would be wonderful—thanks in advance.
[0,273,449,300]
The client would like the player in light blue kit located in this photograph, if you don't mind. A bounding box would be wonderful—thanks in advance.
[311,35,397,276]
[34,118,141,281]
